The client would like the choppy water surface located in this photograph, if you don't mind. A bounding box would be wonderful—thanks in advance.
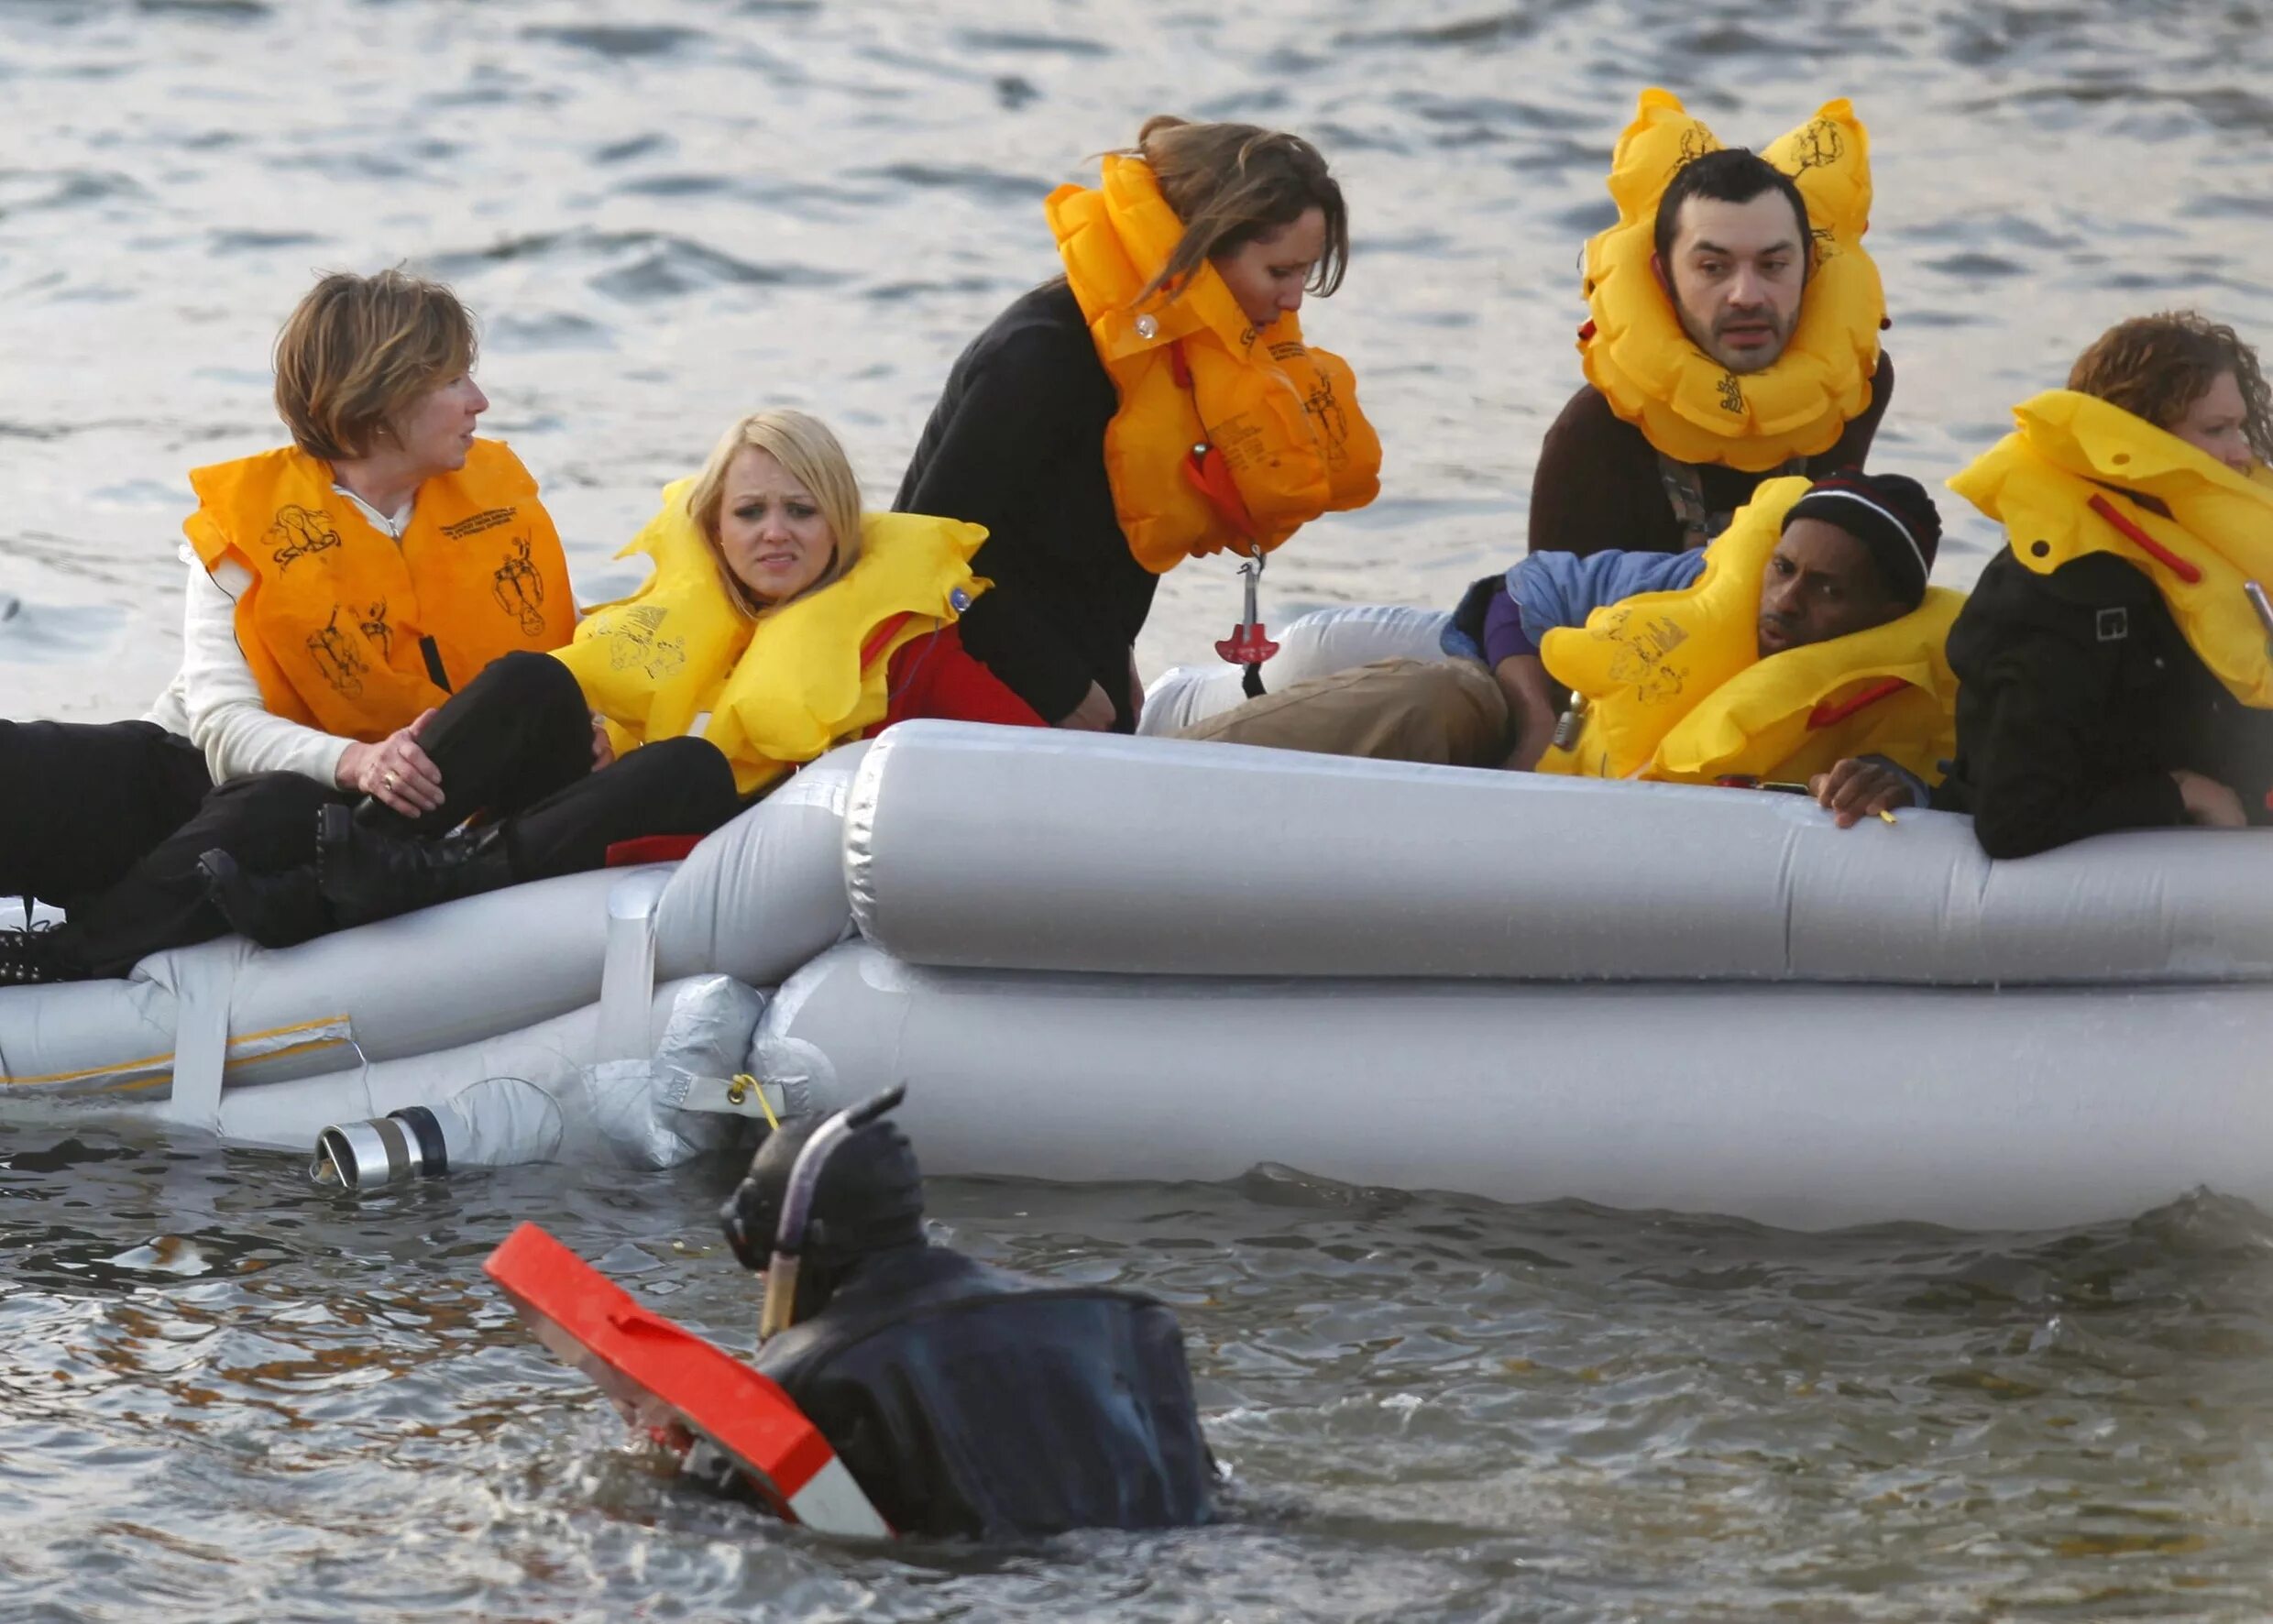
[8,0,2273,1617]
[10,1139,2273,1620]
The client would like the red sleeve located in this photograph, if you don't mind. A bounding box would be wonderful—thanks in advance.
[872,625,1047,735]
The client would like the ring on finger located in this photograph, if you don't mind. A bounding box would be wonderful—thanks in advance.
[382,769,399,791]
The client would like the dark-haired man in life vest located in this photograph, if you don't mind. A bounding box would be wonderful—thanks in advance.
[1185,470,1959,825]
[1529,90,1894,561]
[706,1115,1215,1540]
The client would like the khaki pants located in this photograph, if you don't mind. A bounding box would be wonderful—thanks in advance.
[1177,657,1510,767]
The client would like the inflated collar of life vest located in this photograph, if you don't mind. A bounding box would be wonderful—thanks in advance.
[183,440,576,739]
[1951,389,2273,707]
[1046,153,1382,573]
[1579,89,1886,474]
[1537,475,1962,785]
[554,480,989,795]
[484,1222,893,1539]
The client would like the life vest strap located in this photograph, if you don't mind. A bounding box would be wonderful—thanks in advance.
[1806,675,1907,730]
[859,612,915,670]
[2087,493,2202,584]
[1163,339,1263,543]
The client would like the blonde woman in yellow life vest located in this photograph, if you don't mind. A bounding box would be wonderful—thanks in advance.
[896,115,1378,733]
[1938,312,2273,859]
[195,410,1038,956]
[0,268,593,986]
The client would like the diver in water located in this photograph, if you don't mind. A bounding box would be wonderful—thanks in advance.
[712,1108,1215,1539]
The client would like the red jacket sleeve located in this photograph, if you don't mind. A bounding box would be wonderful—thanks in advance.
[873,625,1048,735]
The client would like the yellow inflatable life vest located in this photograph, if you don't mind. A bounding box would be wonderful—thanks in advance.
[555,479,989,795]
[1579,89,1885,474]
[1047,153,1381,573]
[1536,477,1960,785]
[184,440,576,741]
[1950,390,2273,707]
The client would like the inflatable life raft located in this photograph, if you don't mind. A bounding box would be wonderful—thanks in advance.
[9,611,2273,1233]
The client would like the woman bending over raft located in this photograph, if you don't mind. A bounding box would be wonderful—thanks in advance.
[1938,313,2273,857]
[205,409,1038,946]
[896,116,1380,733]
[0,269,584,985]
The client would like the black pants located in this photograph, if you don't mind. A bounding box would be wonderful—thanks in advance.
[49,652,741,978]
[1,718,214,914]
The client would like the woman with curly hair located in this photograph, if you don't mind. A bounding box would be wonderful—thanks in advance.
[1939,312,2273,856]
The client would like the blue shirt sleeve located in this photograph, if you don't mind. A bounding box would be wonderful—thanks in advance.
[1508,547,1708,644]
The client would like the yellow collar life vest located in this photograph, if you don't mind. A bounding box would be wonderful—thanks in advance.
[555,480,989,796]
[1580,90,1886,474]
[1950,390,2273,707]
[1537,476,1961,785]
[1046,154,1381,573]
[183,441,575,741]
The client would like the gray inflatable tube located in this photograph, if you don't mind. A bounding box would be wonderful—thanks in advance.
[8,656,2273,1229]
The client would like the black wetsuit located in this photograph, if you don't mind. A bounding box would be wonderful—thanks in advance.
[753,1245,1213,1539]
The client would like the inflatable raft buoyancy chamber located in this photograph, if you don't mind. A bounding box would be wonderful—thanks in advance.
[9,614,2273,1228]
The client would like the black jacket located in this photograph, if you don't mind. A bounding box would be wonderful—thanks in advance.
[1526,352,1895,558]
[1937,548,2273,857]
[754,1245,1213,1540]
[895,280,1156,730]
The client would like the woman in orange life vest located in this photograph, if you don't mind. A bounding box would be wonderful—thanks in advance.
[895,116,1371,733]
[0,268,592,984]
[203,408,1040,946]
[1938,313,2273,857]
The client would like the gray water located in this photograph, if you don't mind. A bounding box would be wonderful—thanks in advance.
[6,0,2273,1617]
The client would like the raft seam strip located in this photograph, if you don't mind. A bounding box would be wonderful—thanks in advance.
[1,1014,353,1088]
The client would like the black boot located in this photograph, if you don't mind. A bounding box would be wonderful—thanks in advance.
[198,850,335,949]
[0,920,73,986]
[314,803,516,929]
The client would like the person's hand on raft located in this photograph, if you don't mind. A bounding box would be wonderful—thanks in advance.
[1810,757,1915,828]
[1057,680,1118,732]
[2172,768,2247,828]
[337,708,444,817]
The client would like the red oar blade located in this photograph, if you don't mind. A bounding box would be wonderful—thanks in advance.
[484,1222,892,1539]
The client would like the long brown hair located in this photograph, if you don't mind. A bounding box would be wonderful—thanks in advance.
[1128,116,1348,304]
[2069,311,2273,464]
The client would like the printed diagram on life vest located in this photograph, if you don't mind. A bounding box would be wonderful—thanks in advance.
[1675,125,1719,169]
[357,599,394,663]
[307,604,369,697]
[602,605,688,681]
[1717,373,1746,417]
[1598,607,1690,702]
[267,505,343,573]
[1305,370,1353,467]
[1785,119,1843,172]
[493,535,548,637]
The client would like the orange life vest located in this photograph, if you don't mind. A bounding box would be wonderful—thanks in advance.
[184,440,576,740]
[1047,154,1381,573]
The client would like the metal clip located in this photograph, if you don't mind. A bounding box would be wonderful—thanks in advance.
[1551,695,1587,751]
[2246,581,2273,660]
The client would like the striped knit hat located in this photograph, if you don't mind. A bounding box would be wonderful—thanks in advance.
[1783,469,1942,607]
